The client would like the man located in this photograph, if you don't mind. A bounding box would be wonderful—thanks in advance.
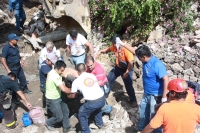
[96,34,137,107]
[0,72,32,129]
[66,28,94,66]
[141,79,200,133]
[39,52,57,108]
[85,55,117,120]
[1,33,32,94]
[9,0,31,32]
[68,63,106,133]
[134,45,169,132]
[45,60,75,132]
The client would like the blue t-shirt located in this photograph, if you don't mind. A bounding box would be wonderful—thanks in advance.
[39,61,52,85]
[142,55,167,95]
[9,0,23,12]
[1,43,21,64]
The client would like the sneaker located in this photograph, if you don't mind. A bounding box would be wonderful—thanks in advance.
[63,127,76,132]
[23,89,32,94]
[109,107,117,120]
[46,123,55,131]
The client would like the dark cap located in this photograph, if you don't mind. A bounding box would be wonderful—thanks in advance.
[8,33,20,41]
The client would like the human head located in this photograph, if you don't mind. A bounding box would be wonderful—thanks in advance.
[85,55,95,71]
[54,60,66,75]
[167,78,188,100]
[135,45,152,62]
[8,72,16,80]
[38,5,43,10]
[8,33,19,45]
[46,53,58,66]
[46,41,54,53]
[69,28,78,40]
[76,63,86,75]
[110,34,122,45]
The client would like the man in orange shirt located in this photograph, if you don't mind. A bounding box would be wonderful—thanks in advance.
[96,34,137,107]
[141,78,200,133]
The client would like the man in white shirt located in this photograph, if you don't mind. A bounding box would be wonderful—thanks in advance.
[66,28,94,66]
[69,63,106,133]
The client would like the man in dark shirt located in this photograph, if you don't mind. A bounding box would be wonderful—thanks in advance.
[40,52,57,107]
[0,72,32,129]
[1,33,32,94]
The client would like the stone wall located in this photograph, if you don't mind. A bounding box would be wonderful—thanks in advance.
[132,38,200,91]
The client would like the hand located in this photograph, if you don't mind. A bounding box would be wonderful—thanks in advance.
[161,98,167,103]
[21,59,26,67]
[123,72,129,79]
[7,69,11,74]
[26,102,32,110]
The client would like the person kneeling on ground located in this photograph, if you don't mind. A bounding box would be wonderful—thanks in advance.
[68,63,106,133]
[142,79,200,133]
[0,72,32,129]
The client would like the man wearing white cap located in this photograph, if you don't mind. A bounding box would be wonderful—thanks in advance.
[39,52,58,108]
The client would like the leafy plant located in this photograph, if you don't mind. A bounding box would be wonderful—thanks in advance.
[88,0,199,42]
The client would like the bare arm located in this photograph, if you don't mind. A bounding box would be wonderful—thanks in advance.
[123,60,134,79]
[1,57,11,73]
[85,41,94,57]
[16,91,32,110]
[123,44,136,55]
[162,75,169,98]
[58,84,71,94]
[66,45,71,57]
[141,124,155,133]
[95,47,111,59]
[67,93,76,98]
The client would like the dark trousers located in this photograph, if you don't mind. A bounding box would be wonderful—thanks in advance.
[9,65,27,90]
[107,66,137,102]
[40,84,46,108]
[14,9,26,31]
[0,95,15,126]
[46,98,71,129]
[78,96,106,133]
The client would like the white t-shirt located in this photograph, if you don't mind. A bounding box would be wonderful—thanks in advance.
[66,33,87,56]
[71,72,104,100]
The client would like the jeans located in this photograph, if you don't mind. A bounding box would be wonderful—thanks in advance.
[78,96,106,133]
[107,66,137,102]
[100,86,112,114]
[9,65,27,90]
[14,9,26,31]
[46,98,71,129]
[71,53,86,66]
[40,84,46,108]
[138,93,162,133]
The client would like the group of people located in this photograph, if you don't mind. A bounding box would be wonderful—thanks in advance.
[1,7,200,132]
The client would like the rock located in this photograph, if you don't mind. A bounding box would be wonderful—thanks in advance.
[169,75,178,80]
[190,76,198,82]
[167,70,174,77]
[183,68,194,76]
[120,120,126,128]
[183,75,190,81]
[89,123,98,129]
[171,63,183,73]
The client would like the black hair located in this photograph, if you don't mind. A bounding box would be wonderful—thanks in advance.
[69,28,78,38]
[54,60,66,70]
[110,34,122,43]
[84,55,94,63]
[76,63,86,73]
[8,72,16,79]
[170,90,187,99]
[135,45,152,58]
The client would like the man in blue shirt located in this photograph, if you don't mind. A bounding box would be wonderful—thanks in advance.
[9,0,32,32]
[1,33,32,94]
[40,52,57,108]
[135,45,169,133]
